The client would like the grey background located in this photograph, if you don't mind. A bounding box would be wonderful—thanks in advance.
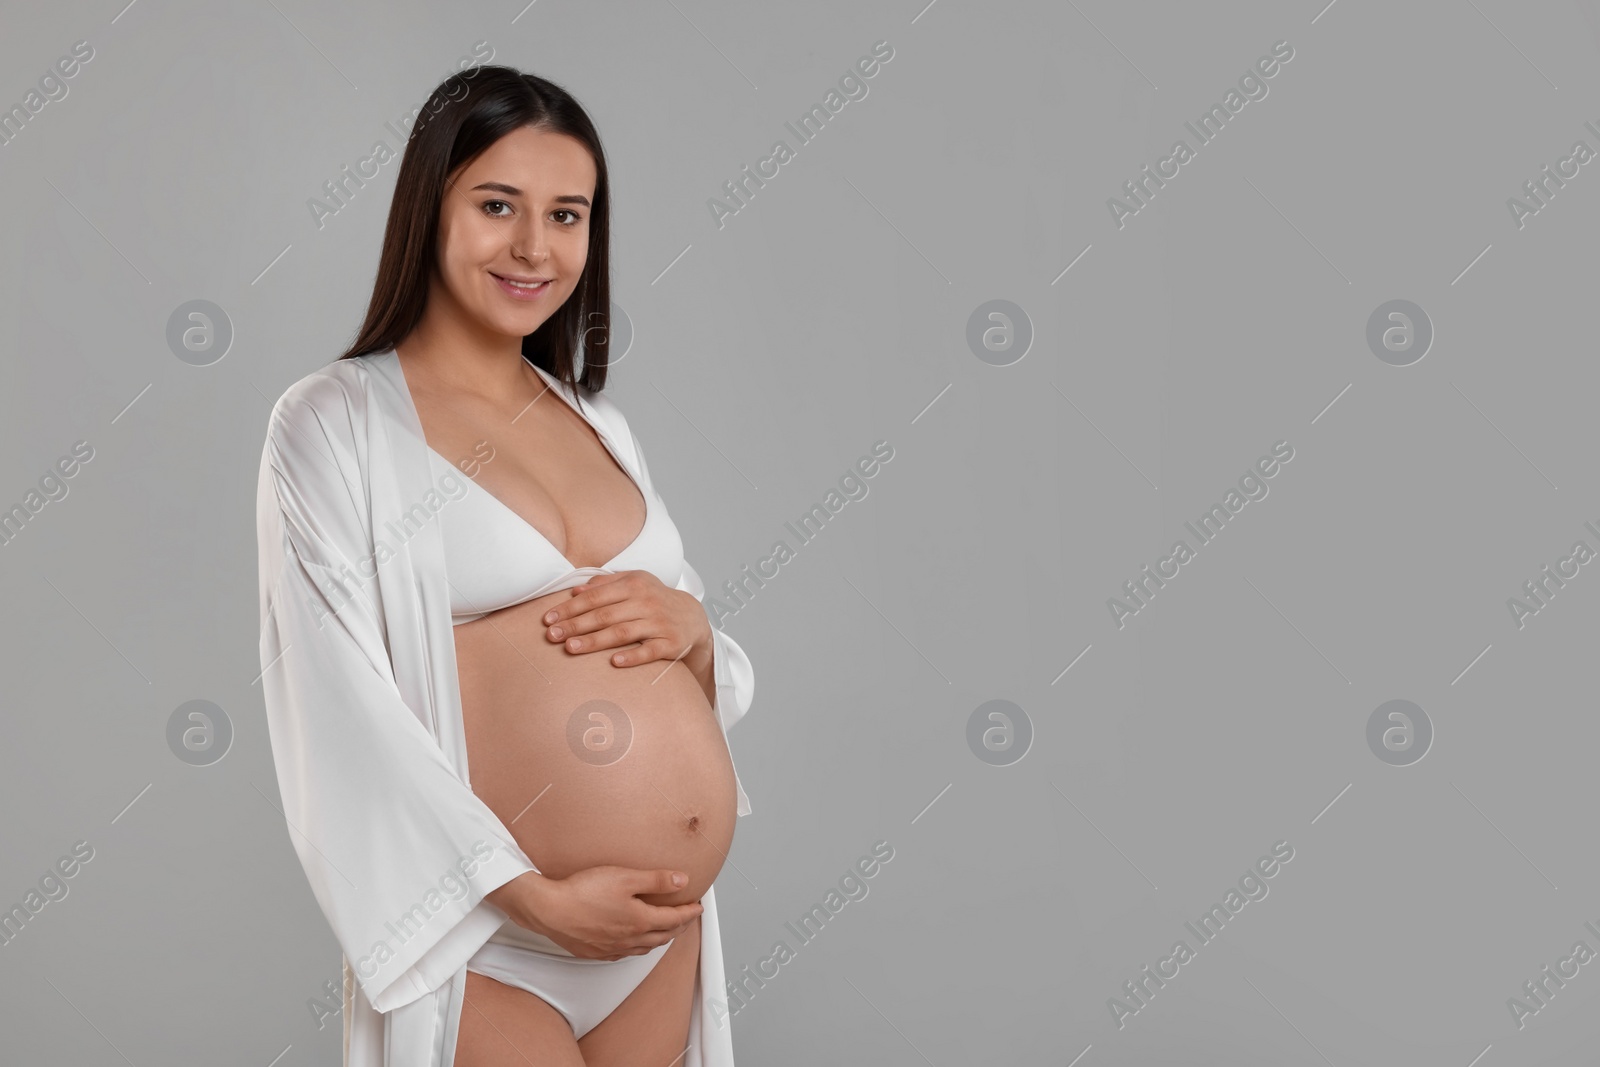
[2,0,1598,1063]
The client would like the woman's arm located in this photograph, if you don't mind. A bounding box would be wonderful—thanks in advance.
[609,408,757,737]
[485,869,702,959]
[257,378,540,1013]
[541,395,757,812]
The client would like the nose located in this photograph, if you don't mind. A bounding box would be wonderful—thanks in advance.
[514,216,549,264]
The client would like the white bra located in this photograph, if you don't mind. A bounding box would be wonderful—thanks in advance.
[426,365,684,624]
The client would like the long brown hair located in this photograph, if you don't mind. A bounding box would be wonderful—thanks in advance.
[337,66,613,394]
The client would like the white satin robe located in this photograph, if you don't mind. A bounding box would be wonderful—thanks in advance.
[254,349,753,1066]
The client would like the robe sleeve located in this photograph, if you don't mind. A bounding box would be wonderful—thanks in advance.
[255,380,539,1015]
[623,422,756,813]
[675,555,755,737]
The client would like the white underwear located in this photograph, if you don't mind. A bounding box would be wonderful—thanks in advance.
[465,918,675,1039]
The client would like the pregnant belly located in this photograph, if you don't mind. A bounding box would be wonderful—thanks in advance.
[454,586,737,908]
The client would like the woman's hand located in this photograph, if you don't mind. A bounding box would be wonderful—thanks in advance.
[542,571,712,670]
[489,867,703,960]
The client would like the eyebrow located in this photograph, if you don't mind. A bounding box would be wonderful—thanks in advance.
[469,181,590,207]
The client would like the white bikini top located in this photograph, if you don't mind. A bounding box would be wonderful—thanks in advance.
[426,365,685,625]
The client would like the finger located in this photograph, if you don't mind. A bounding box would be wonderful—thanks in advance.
[632,868,690,896]
[549,597,644,641]
[542,572,632,627]
[544,587,621,630]
[545,595,647,644]
[608,636,688,668]
[639,901,704,931]
[571,571,628,593]
[627,926,682,951]
[558,620,652,656]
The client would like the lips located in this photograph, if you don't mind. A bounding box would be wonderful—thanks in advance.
[491,272,551,299]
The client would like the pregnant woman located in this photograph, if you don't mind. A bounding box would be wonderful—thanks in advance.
[255,67,754,1067]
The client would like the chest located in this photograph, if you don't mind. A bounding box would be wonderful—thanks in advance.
[414,385,648,570]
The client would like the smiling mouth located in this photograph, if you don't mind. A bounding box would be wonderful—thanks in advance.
[492,273,550,288]
[491,272,552,298]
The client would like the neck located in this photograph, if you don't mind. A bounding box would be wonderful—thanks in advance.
[395,310,535,404]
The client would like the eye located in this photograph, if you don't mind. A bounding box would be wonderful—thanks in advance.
[482,199,513,218]
[553,209,583,226]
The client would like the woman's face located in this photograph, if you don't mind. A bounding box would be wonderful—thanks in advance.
[433,125,597,342]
